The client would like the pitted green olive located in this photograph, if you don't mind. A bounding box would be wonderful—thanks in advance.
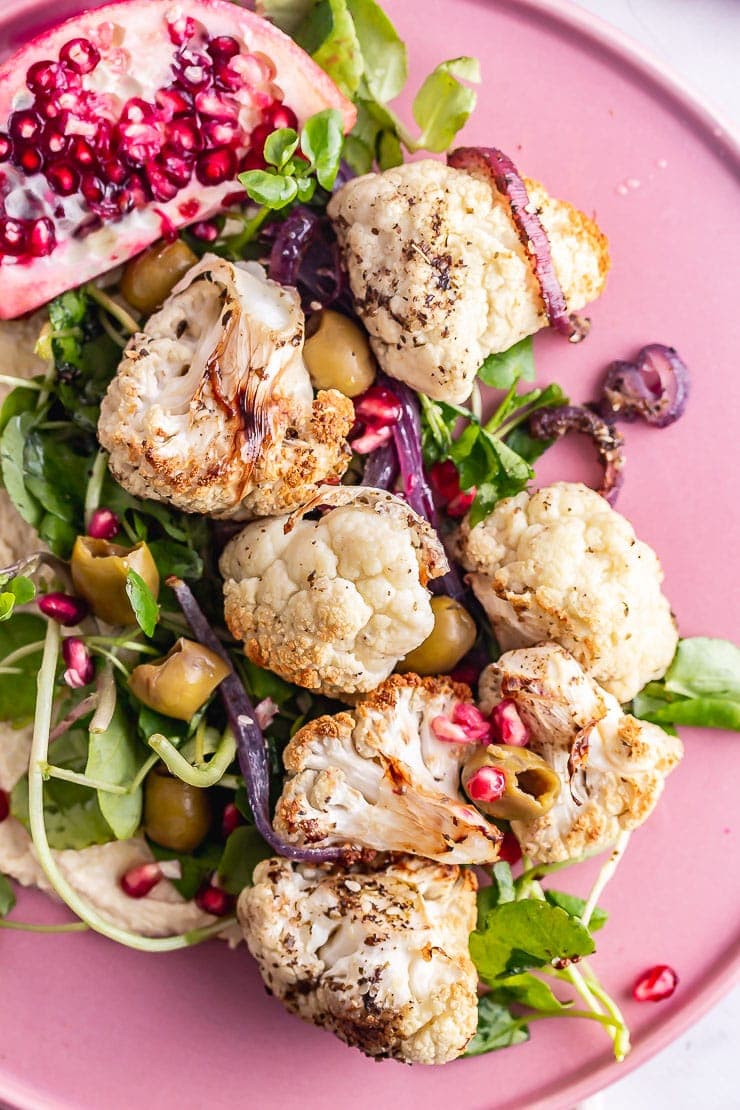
[70,536,160,626]
[397,596,477,676]
[144,766,212,853]
[303,310,377,397]
[462,743,561,821]
[128,638,231,721]
[120,239,197,315]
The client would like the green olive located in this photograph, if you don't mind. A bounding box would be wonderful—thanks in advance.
[71,536,160,626]
[128,638,231,721]
[303,310,376,397]
[120,239,197,316]
[397,596,477,676]
[462,744,561,821]
[144,766,212,853]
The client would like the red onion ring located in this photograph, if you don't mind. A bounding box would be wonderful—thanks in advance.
[268,206,346,309]
[528,405,625,504]
[448,146,588,342]
[167,577,348,864]
[597,344,690,428]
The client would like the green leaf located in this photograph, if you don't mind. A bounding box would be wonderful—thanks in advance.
[300,108,344,190]
[0,872,16,917]
[149,838,223,901]
[544,889,608,932]
[0,413,42,526]
[0,614,45,723]
[479,337,535,389]
[346,0,407,102]
[256,0,317,34]
[664,637,740,700]
[490,972,570,1012]
[147,539,203,581]
[85,702,145,840]
[464,995,529,1056]
[312,0,364,97]
[239,657,295,707]
[476,862,515,927]
[377,128,403,169]
[24,429,89,523]
[239,170,299,210]
[634,693,740,731]
[0,385,37,438]
[264,127,300,169]
[125,570,160,637]
[0,576,36,623]
[12,730,114,850]
[411,57,480,152]
[217,825,273,894]
[470,899,596,984]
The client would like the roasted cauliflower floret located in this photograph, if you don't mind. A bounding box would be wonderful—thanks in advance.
[328,160,608,404]
[98,255,353,520]
[456,482,678,703]
[220,487,448,699]
[478,644,683,862]
[239,854,478,1064]
[275,674,501,863]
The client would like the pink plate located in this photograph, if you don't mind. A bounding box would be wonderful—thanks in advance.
[1,1,739,1107]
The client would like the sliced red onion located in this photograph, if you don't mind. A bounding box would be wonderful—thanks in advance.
[448,146,588,342]
[528,404,625,504]
[167,577,347,864]
[598,344,690,427]
[361,441,398,489]
[268,206,346,309]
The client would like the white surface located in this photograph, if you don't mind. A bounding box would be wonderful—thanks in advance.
[572,3,740,1108]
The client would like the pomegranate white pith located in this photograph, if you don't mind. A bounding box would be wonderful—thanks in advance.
[0,0,355,318]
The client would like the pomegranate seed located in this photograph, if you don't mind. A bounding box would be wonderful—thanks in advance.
[349,425,392,454]
[195,882,235,917]
[490,699,530,746]
[498,829,522,865]
[190,219,217,241]
[120,862,164,898]
[87,507,119,540]
[0,788,8,823]
[174,48,213,92]
[0,218,28,257]
[156,86,193,119]
[447,489,476,518]
[195,146,237,186]
[98,158,128,187]
[213,58,242,92]
[201,119,239,147]
[207,35,240,62]
[195,90,238,119]
[69,137,97,168]
[451,702,492,742]
[26,59,60,95]
[17,147,44,175]
[466,766,507,803]
[160,153,193,188]
[38,591,88,626]
[59,37,100,75]
[81,174,106,204]
[449,662,481,687]
[221,803,243,838]
[119,97,156,126]
[632,965,678,1003]
[429,459,461,502]
[166,117,202,154]
[9,110,42,143]
[42,125,69,157]
[354,385,402,428]
[145,162,179,202]
[166,14,197,46]
[430,715,469,743]
[0,134,11,161]
[62,637,94,689]
[28,217,56,256]
[269,105,298,131]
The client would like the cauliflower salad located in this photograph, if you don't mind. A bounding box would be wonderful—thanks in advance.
[0,0,737,1071]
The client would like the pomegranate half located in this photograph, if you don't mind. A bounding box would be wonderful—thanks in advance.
[0,0,355,318]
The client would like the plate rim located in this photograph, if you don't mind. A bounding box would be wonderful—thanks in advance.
[0,1,738,1108]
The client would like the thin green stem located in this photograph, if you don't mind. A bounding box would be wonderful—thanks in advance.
[84,448,109,527]
[41,762,128,795]
[0,374,43,392]
[88,645,130,678]
[85,284,139,335]
[0,918,89,933]
[128,752,159,794]
[148,727,237,788]
[516,854,587,894]
[223,205,270,257]
[97,311,128,348]
[484,378,520,434]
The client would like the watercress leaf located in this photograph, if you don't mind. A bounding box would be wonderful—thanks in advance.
[464,995,528,1056]
[470,899,596,983]
[0,386,37,437]
[544,889,608,932]
[238,657,295,707]
[217,825,273,894]
[311,0,364,97]
[634,695,740,731]
[377,128,403,169]
[491,860,516,904]
[485,433,533,484]
[264,127,300,169]
[0,614,45,723]
[346,0,407,102]
[0,595,14,621]
[300,108,344,189]
[0,413,42,526]
[137,704,188,745]
[295,176,317,203]
[664,637,740,701]
[490,972,570,1012]
[239,170,299,210]
[479,337,535,389]
[12,730,114,850]
[0,872,16,917]
[125,569,160,637]
[469,482,501,528]
[342,132,374,175]
[256,0,317,34]
[8,576,35,605]
[412,57,480,152]
[505,424,554,466]
[148,839,223,901]
[85,702,146,840]
[37,513,77,558]
[147,539,203,581]
[24,429,88,523]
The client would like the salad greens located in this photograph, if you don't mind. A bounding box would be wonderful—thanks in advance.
[240,108,345,210]
[633,638,740,731]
